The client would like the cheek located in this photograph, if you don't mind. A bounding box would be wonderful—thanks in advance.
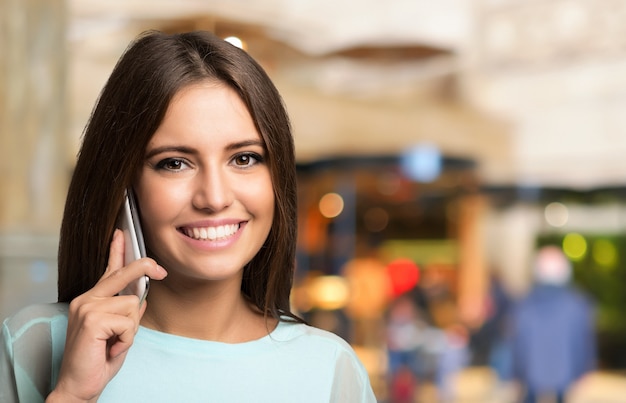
[135,180,185,255]
[140,197,167,226]
[248,176,275,216]
[135,178,184,228]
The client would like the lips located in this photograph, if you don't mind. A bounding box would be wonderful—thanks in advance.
[180,223,241,241]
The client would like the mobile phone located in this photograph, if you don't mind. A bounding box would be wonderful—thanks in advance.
[118,189,149,303]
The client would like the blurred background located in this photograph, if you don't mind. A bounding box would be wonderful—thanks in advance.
[2,0,626,401]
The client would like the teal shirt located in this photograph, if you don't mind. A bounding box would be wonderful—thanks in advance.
[1,304,376,402]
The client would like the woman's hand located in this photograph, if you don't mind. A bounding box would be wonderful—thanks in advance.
[47,229,167,402]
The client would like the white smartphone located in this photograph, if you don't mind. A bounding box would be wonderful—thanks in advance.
[118,189,149,303]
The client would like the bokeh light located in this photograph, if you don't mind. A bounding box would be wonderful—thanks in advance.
[386,258,420,297]
[363,207,389,232]
[400,143,442,183]
[544,202,569,227]
[592,239,618,269]
[307,275,350,310]
[319,192,344,218]
[223,36,245,49]
[562,233,587,261]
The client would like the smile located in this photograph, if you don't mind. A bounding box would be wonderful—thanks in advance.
[180,224,241,241]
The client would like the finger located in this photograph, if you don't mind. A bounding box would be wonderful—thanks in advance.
[94,258,167,298]
[104,229,125,275]
[70,294,145,328]
[108,332,133,359]
[87,313,137,359]
[107,322,138,359]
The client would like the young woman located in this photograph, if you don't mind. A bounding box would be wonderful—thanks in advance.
[1,30,376,402]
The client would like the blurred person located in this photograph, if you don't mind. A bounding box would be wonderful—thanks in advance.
[485,272,514,382]
[385,294,424,402]
[385,292,442,402]
[435,322,471,402]
[471,271,514,381]
[511,245,596,403]
[0,30,376,402]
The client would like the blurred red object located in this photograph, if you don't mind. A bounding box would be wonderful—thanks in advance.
[386,258,420,297]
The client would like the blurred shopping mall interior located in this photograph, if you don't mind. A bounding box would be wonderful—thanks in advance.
[2,0,626,401]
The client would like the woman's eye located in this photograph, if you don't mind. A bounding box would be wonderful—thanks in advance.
[233,153,261,167]
[155,158,188,171]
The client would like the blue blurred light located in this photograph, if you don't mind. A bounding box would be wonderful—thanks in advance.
[400,143,442,182]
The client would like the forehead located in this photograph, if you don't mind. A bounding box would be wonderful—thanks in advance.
[149,82,262,146]
[168,81,248,119]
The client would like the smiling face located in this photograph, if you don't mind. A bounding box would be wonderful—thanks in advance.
[134,82,275,285]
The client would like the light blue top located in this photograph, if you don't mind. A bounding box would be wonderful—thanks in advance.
[1,303,376,402]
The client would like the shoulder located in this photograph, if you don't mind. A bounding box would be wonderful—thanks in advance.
[277,320,355,352]
[1,303,68,402]
[275,320,368,370]
[277,322,376,402]
[3,303,68,334]
[567,288,595,312]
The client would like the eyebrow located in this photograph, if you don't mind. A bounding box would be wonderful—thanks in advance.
[144,139,265,159]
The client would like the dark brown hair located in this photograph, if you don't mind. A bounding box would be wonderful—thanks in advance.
[58,30,300,322]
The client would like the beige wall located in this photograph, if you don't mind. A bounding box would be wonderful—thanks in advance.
[0,0,68,318]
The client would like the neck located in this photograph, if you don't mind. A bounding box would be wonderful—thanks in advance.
[141,276,275,343]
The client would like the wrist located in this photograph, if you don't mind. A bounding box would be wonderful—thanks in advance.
[46,387,98,403]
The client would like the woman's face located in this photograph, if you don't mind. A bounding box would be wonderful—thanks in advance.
[135,82,274,285]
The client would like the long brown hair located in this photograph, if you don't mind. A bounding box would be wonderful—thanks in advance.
[58,30,301,322]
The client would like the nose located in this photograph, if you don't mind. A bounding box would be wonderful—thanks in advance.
[191,168,234,212]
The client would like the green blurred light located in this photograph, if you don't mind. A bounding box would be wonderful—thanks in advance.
[592,239,618,269]
[562,233,587,261]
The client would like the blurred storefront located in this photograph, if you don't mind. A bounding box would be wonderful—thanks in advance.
[291,153,492,399]
[3,0,626,401]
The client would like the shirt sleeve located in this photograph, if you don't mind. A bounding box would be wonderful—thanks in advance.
[0,304,68,403]
[0,320,20,403]
[329,346,377,403]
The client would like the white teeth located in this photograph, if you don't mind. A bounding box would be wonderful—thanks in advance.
[184,224,239,241]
